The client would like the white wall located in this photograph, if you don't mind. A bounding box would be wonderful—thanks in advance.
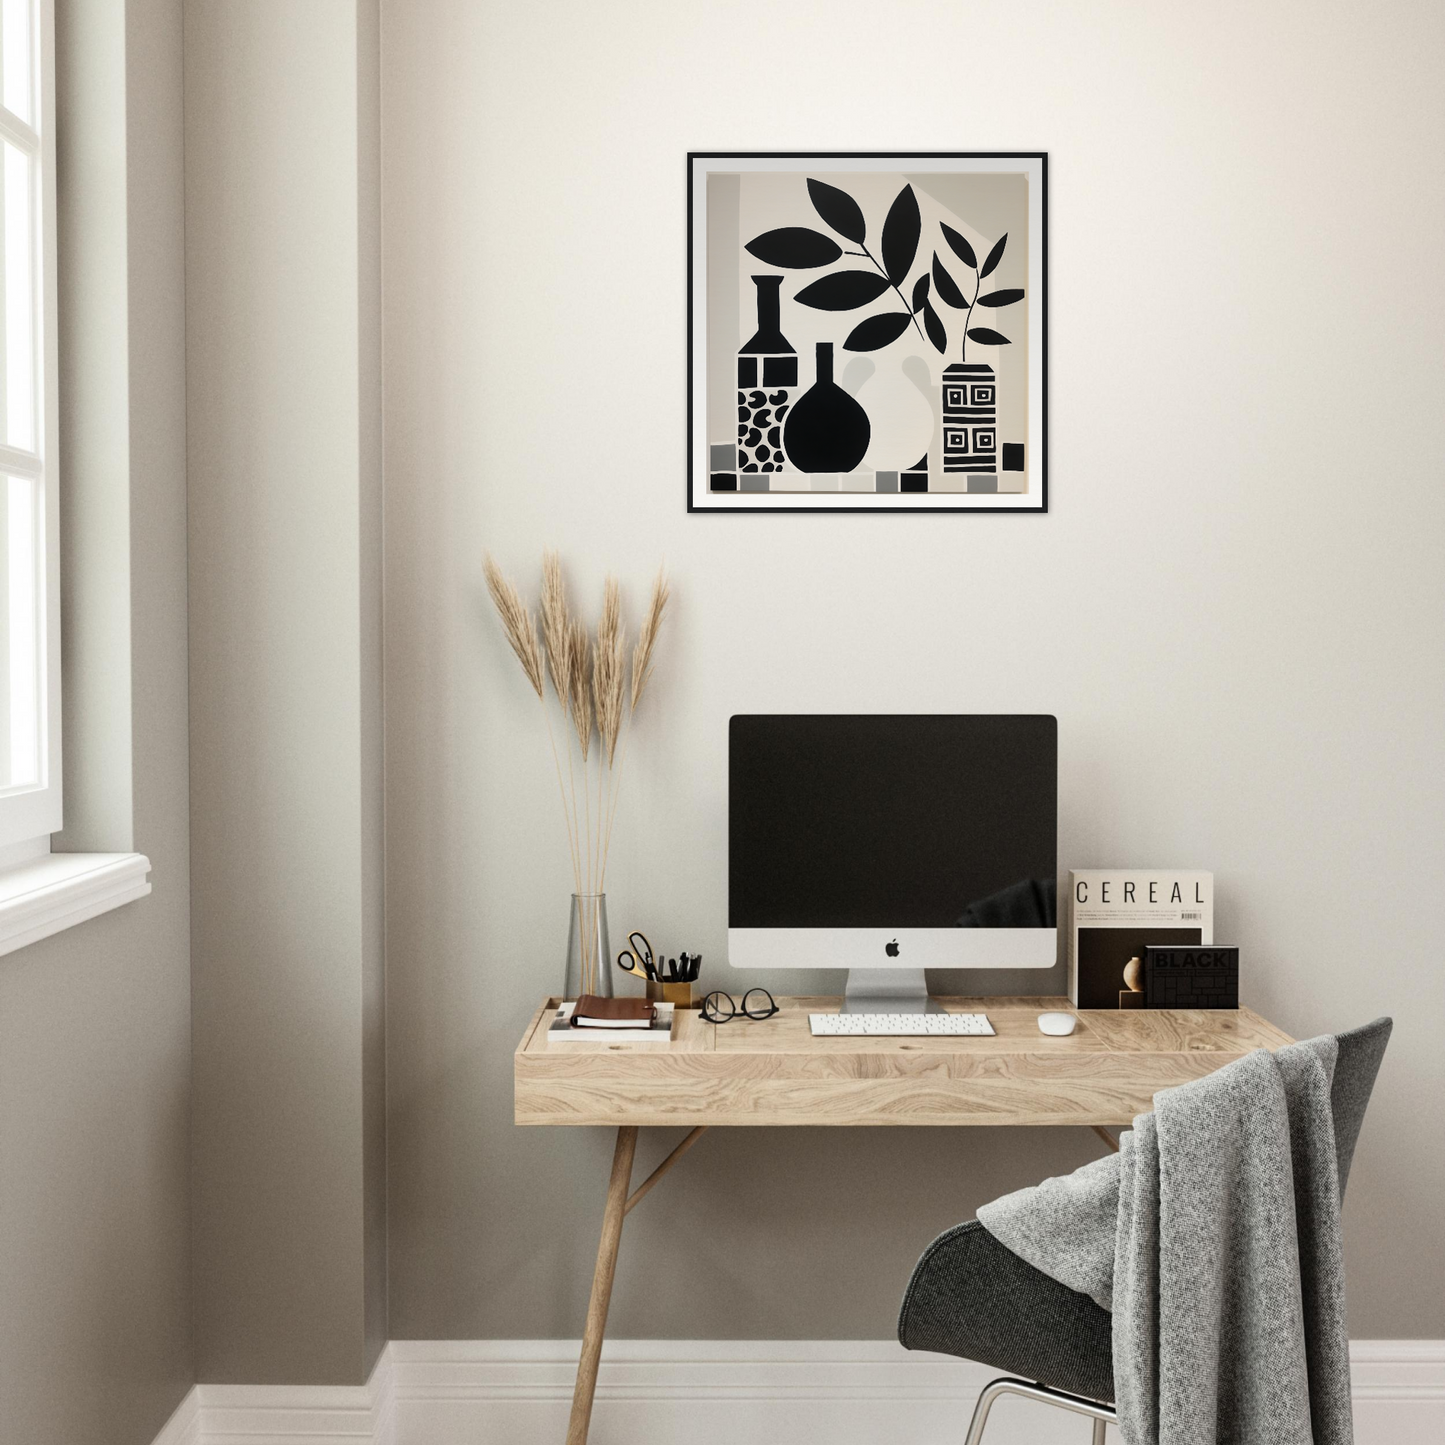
[382,0,1445,1342]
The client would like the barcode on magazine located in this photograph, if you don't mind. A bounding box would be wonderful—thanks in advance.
[1181,911,1203,920]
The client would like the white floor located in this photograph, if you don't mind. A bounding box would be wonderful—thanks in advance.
[153,1338,1445,1445]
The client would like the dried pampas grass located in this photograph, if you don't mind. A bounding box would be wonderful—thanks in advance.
[540,550,573,708]
[483,555,544,700]
[631,568,669,711]
[483,552,670,942]
[593,578,625,766]
[567,618,593,761]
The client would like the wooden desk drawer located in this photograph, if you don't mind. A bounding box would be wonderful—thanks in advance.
[514,996,1292,1128]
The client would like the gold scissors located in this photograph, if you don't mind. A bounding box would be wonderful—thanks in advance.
[616,930,657,982]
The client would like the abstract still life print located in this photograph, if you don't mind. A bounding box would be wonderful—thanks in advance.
[688,154,1046,513]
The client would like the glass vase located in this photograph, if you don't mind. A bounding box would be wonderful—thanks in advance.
[564,893,612,1001]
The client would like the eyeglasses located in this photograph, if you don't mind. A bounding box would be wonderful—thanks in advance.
[700,988,779,1023]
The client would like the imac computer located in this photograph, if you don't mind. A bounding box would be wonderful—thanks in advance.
[728,714,1058,1013]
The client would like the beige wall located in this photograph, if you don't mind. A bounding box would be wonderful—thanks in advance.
[12,3,1443,1429]
[0,2,193,1443]
[382,0,1445,1343]
[186,0,385,1386]
[357,0,388,1379]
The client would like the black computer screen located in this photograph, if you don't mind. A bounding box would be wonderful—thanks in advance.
[728,715,1057,929]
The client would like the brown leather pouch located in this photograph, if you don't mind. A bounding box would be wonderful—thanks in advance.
[571,994,656,1027]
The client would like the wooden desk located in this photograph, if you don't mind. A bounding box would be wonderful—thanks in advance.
[514,995,1293,1444]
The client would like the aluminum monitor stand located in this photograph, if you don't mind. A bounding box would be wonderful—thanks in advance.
[841,967,942,1014]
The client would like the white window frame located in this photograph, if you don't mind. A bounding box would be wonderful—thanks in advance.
[0,0,59,853]
[0,0,149,955]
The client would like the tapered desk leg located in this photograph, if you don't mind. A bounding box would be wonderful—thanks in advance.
[566,1125,638,1445]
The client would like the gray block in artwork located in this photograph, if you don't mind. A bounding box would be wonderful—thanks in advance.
[710,443,737,471]
[966,473,999,493]
[740,472,770,492]
[876,470,899,493]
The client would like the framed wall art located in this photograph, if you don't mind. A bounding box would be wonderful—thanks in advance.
[688,152,1047,513]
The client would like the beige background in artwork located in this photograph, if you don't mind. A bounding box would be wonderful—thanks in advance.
[381,0,1443,1346]
[706,167,1031,490]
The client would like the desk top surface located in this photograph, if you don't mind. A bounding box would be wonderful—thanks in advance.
[514,996,1293,1128]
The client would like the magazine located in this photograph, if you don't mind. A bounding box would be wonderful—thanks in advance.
[1068,870,1212,1009]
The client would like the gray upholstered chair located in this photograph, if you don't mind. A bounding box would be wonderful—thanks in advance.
[898,1018,1392,1444]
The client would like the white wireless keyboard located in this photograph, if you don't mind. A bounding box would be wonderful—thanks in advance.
[808,1012,994,1037]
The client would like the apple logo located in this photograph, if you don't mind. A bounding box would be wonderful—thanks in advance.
[885,939,900,957]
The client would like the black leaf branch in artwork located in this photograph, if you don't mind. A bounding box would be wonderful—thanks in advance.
[949,230,1023,361]
[844,311,914,352]
[807,178,867,245]
[854,184,926,342]
[797,178,927,344]
[979,232,1008,279]
[794,270,893,311]
[930,253,967,309]
[880,184,921,288]
[941,224,977,270]
[911,273,931,313]
[923,301,947,354]
[744,227,844,269]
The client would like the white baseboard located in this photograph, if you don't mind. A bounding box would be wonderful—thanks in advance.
[150,1353,394,1445]
[150,1338,1445,1445]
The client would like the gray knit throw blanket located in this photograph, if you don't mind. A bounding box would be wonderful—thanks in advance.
[977,1038,1353,1445]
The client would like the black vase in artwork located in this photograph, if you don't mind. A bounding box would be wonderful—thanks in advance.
[737,276,797,474]
[783,342,871,475]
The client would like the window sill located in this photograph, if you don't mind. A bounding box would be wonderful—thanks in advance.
[0,852,152,958]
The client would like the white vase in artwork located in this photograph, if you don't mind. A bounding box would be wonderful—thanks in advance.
[857,354,936,474]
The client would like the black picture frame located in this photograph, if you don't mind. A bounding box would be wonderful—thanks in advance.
[687,152,1048,515]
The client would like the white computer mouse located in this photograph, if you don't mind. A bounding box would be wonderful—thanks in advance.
[1037,1011,1078,1036]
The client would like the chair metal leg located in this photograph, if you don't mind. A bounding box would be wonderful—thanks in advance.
[963,1377,1117,1445]
[962,1379,1007,1445]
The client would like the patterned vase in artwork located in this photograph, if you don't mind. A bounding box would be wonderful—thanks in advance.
[737,275,797,474]
[941,363,998,475]
[783,342,871,475]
